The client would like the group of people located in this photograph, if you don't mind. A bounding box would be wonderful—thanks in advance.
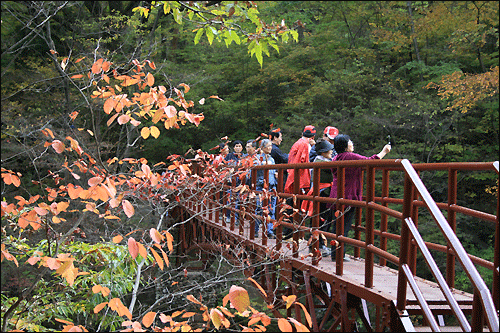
[211,125,392,261]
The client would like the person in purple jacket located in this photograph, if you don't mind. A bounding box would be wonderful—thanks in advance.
[328,134,391,261]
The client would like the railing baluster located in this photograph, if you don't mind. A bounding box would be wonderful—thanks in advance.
[312,166,321,265]
[397,173,413,312]
[379,169,390,267]
[447,168,457,288]
[365,166,375,288]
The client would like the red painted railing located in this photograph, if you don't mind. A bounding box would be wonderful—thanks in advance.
[190,158,499,331]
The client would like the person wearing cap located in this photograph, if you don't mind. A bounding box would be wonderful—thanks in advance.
[301,140,336,256]
[284,125,316,194]
[310,126,339,162]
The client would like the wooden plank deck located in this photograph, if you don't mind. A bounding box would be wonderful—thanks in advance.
[217,216,475,307]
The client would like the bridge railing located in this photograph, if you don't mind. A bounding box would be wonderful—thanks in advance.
[188,158,498,331]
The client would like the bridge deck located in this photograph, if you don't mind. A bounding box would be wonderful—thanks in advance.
[218,217,475,306]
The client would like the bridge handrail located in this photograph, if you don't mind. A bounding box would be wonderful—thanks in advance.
[400,159,498,332]
[189,158,499,331]
[404,217,470,331]
[401,263,442,332]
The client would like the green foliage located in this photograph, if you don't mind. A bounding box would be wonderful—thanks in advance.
[1,237,136,331]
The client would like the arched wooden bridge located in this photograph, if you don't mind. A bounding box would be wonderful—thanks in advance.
[171,158,499,332]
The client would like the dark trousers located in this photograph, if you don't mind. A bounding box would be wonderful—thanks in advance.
[330,206,355,258]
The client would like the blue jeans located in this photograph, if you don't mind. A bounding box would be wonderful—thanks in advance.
[255,185,276,234]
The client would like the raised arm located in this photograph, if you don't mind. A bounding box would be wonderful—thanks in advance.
[377,144,392,159]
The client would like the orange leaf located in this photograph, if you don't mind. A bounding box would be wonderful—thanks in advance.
[93,302,108,314]
[227,285,249,313]
[26,256,42,266]
[92,284,110,297]
[137,242,148,260]
[1,248,19,267]
[117,114,131,125]
[282,295,296,309]
[164,105,177,118]
[152,108,164,124]
[150,247,163,270]
[142,311,156,328]
[160,248,169,267]
[247,277,267,298]
[186,295,203,306]
[52,216,64,224]
[91,58,103,74]
[146,73,155,86]
[141,127,150,139]
[278,318,293,332]
[103,98,116,114]
[171,310,184,318]
[55,318,74,325]
[288,317,310,332]
[150,126,160,139]
[101,61,111,72]
[67,184,82,200]
[52,140,66,154]
[295,302,313,328]
[128,237,139,259]
[107,113,120,127]
[46,257,61,270]
[109,298,132,319]
[182,312,196,318]
[122,199,134,218]
[179,83,190,93]
[112,235,123,243]
[71,74,84,79]
[56,201,70,213]
[41,128,55,138]
[150,228,164,243]
[18,210,39,230]
[210,309,223,330]
[147,60,156,70]
[165,231,174,252]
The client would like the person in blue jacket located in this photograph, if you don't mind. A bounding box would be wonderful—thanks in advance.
[254,139,277,238]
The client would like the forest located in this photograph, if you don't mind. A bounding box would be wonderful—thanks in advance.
[1,1,498,332]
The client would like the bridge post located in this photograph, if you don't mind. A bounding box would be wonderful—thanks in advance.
[335,166,345,275]
[447,167,457,288]
[409,173,419,274]
[312,167,321,265]
[365,166,375,288]
[494,169,499,310]
[379,169,390,267]
[397,173,414,311]
[293,166,301,258]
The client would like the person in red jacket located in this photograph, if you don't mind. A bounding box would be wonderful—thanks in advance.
[284,125,316,194]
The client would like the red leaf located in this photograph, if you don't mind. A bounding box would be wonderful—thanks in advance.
[127,238,139,259]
